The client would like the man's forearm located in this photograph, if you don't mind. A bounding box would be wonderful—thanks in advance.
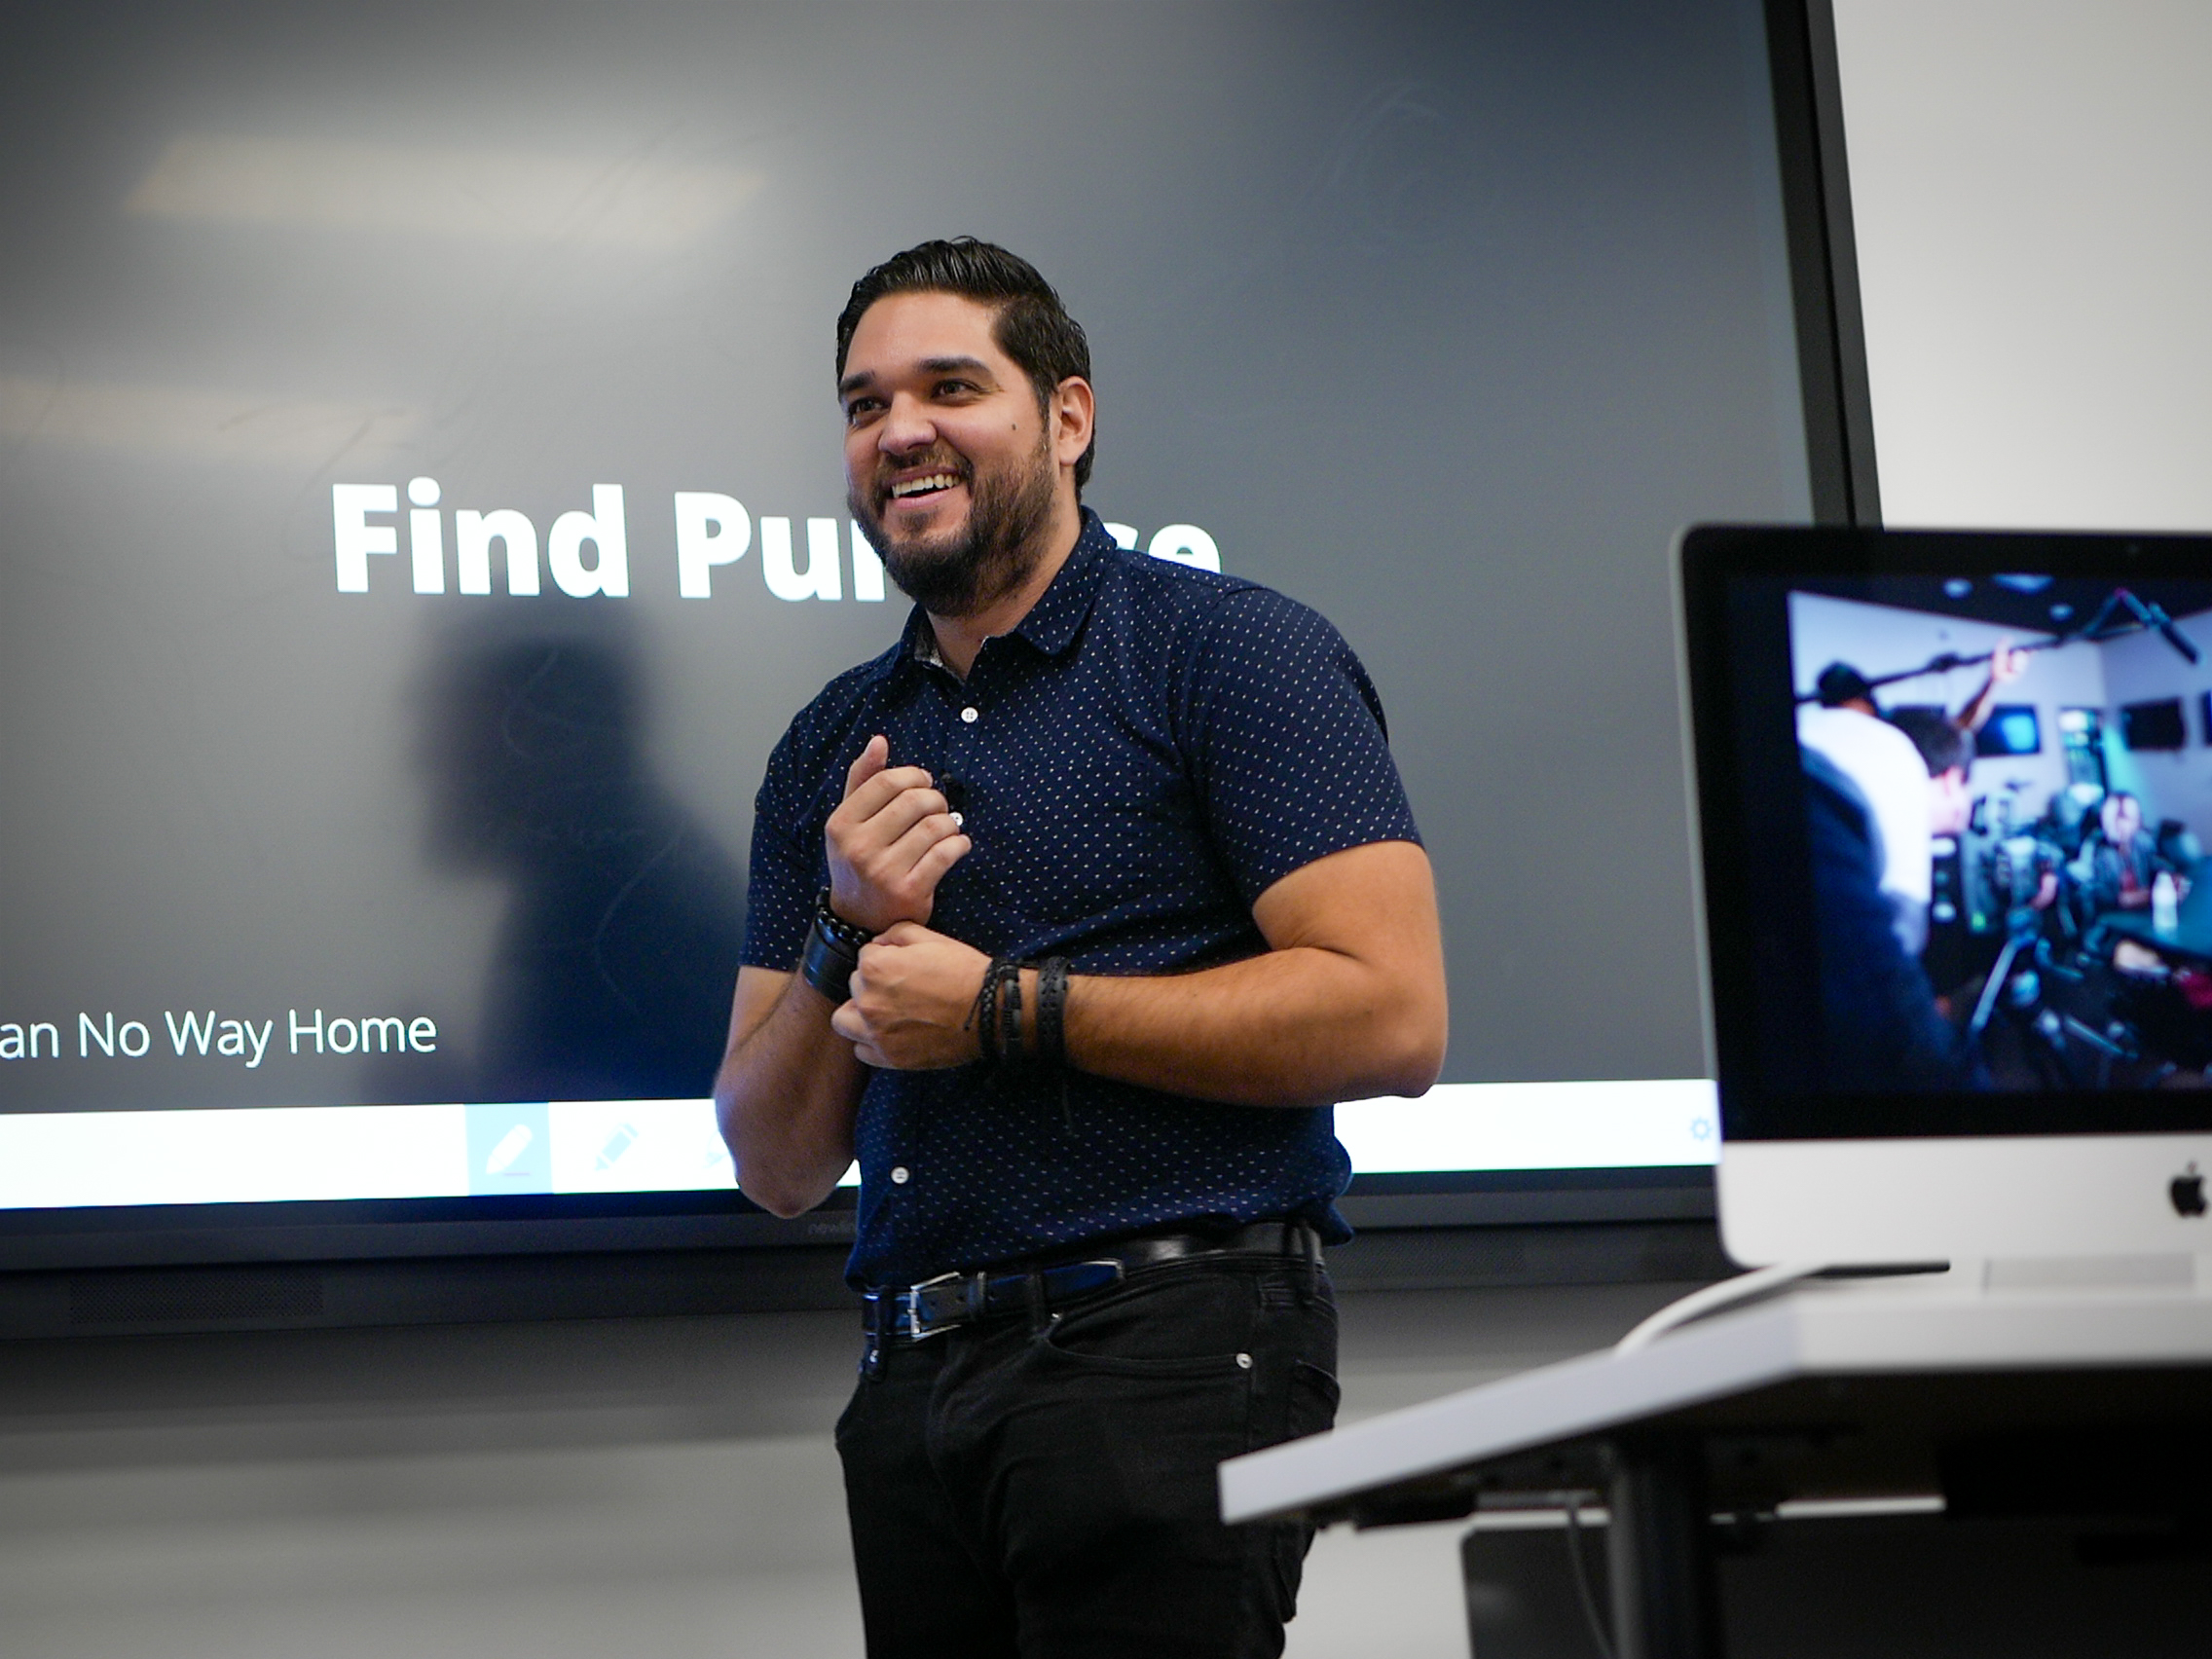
[834,843,1448,1106]
[714,970,868,1217]
[1955,679,2001,733]
[1051,946,1446,1108]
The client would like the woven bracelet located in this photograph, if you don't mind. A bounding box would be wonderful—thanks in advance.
[1035,958,1069,1068]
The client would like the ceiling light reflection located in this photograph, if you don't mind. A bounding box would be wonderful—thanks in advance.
[0,375,420,463]
[126,135,762,249]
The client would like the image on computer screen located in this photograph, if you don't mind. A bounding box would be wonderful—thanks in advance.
[1785,574,2212,1096]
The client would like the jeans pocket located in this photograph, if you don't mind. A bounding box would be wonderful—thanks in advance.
[1037,1313,1252,1378]
[1288,1357,1342,1439]
[1033,1270,1258,1378]
[1243,1338,1341,1456]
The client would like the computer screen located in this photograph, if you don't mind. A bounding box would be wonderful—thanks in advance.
[2123,700,2189,753]
[1686,526,2212,1145]
[1973,704,2043,758]
[0,0,1816,1249]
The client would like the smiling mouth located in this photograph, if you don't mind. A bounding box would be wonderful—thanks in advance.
[888,471,963,501]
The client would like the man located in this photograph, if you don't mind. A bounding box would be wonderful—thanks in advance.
[1806,707,1979,1090]
[713,239,1447,1658]
[1947,634,2029,740]
[2073,790,2181,916]
[1797,665,1940,955]
[1887,708,1973,849]
[1797,640,2028,956]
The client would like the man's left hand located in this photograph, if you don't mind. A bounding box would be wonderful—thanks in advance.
[832,923,992,1069]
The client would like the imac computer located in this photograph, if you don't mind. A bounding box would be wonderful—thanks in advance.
[1680,524,2212,1271]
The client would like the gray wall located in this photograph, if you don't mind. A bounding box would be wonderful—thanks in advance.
[0,1277,1695,1659]
[1833,0,2212,535]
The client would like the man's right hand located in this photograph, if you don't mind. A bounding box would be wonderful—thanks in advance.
[825,734,973,934]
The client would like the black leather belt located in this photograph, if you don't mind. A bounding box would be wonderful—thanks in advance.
[862,1221,1323,1344]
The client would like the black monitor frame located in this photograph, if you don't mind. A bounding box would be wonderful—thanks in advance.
[1680,522,2212,1144]
[1767,0,1883,529]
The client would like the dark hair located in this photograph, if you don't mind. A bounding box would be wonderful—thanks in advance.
[1888,707,1972,779]
[835,238,1094,491]
[1815,662,1875,708]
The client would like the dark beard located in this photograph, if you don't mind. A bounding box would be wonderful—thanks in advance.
[849,437,1057,617]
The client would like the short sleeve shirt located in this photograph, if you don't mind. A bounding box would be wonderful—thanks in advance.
[744,510,1422,1288]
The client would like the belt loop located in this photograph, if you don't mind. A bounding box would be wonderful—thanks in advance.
[1299,1222,1320,1299]
[1024,1268,1049,1334]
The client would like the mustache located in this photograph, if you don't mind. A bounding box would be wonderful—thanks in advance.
[871,449,973,499]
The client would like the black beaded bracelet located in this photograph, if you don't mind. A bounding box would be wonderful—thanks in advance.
[814,890,874,951]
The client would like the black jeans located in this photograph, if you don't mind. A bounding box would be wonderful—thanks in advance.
[835,1255,1341,1659]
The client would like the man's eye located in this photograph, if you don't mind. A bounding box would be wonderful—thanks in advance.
[934,381,977,397]
[844,399,882,424]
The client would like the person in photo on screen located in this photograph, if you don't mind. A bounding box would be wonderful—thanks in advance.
[1796,642,2029,958]
[2072,791,2187,917]
[1796,663,1939,956]
[1887,708,1975,853]
[1947,634,2030,739]
[712,239,1446,1658]
[1804,705,1981,1091]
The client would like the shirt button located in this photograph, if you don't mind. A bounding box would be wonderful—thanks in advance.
[890,1165,910,1185]
[960,706,979,723]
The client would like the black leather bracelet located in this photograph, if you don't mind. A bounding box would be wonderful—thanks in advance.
[970,957,1015,1063]
[800,914,862,1003]
[1036,957,1069,1068]
[999,960,1024,1066]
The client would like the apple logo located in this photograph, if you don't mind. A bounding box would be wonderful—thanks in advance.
[2171,1162,2208,1219]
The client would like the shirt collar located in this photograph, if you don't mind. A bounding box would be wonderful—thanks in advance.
[867,509,1118,683]
[1010,509,1115,658]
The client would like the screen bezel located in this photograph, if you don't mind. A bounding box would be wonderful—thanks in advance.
[0,0,1864,1287]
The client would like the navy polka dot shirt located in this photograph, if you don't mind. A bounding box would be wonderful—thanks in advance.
[743,510,1422,1289]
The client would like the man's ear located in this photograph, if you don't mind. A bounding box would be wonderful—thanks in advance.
[1051,377,1095,470]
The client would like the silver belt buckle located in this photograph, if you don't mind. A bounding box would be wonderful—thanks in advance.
[899,1270,964,1340]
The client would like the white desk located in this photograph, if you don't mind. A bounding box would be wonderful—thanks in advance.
[1222,1272,2212,1658]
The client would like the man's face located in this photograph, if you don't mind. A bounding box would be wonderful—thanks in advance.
[1929,767,1971,837]
[838,290,1059,617]
[2103,793,2143,844]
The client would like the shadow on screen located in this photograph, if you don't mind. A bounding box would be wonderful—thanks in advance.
[407,608,747,1103]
